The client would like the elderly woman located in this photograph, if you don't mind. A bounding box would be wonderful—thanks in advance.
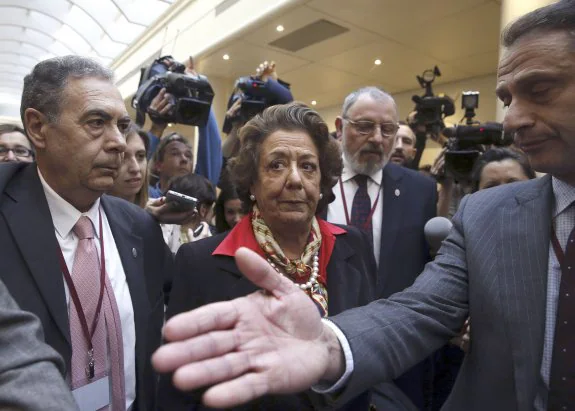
[158,103,377,411]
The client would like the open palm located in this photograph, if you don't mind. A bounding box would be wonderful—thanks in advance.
[152,248,338,408]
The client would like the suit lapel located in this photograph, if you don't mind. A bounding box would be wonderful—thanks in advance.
[1,165,70,346]
[496,176,552,409]
[101,196,148,392]
[378,164,405,294]
[325,236,356,314]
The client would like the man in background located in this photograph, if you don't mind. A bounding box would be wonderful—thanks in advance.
[0,124,33,163]
[328,87,437,410]
[389,122,417,168]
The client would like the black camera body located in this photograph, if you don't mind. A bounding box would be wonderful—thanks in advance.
[235,76,271,120]
[442,91,513,182]
[132,56,215,127]
[411,66,455,135]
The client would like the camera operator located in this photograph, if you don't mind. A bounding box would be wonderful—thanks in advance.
[145,57,222,187]
[221,61,293,156]
[218,60,293,188]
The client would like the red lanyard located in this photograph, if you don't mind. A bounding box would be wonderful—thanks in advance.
[551,222,570,271]
[339,175,381,230]
[57,211,106,380]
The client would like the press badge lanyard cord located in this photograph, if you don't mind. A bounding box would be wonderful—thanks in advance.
[57,211,106,380]
[551,221,570,271]
[339,175,382,230]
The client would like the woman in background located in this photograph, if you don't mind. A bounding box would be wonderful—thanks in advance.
[214,182,244,233]
[471,147,536,192]
[109,125,149,207]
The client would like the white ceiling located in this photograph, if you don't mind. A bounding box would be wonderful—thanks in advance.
[0,0,175,112]
[197,0,502,109]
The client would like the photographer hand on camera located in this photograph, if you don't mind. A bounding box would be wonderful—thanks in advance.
[221,60,293,159]
[135,55,222,187]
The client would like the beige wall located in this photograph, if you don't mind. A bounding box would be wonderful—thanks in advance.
[315,73,497,166]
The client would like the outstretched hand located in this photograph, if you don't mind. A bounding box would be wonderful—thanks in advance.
[152,248,344,408]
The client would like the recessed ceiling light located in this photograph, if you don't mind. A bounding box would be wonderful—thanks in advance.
[311,100,317,106]
[276,25,285,32]
[374,59,382,65]
[223,54,230,60]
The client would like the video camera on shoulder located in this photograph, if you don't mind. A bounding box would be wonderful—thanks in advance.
[222,75,293,134]
[442,92,514,182]
[132,56,214,127]
[411,66,455,136]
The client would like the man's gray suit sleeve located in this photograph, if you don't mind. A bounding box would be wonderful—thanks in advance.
[0,279,78,410]
[328,194,472,406]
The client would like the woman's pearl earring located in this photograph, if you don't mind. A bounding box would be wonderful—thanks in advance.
[250,194,256,201]
[319,193,323,200]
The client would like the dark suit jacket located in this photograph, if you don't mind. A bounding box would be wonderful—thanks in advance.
[326,163,437,409]
[0,162,172,411]
[158,223,376,411]
[374,163,437,299]
[329,176,555,411]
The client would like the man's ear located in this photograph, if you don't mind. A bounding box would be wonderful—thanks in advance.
[335,117,344,140]
[24,108,49,150]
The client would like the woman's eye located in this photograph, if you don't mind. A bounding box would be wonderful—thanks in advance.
[269,160,285,170]
[302,162,317,172]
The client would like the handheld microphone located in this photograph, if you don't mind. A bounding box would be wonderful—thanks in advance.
[424,216,453,256]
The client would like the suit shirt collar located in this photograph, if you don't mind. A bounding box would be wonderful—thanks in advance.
[37,167,101,239]
[341,156,383,186]
[552,176,575,218]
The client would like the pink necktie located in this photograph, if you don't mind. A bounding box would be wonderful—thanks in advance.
[69,216,126,410]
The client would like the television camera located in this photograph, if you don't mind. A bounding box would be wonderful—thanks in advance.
[442,91,514,181]
[132,56,214,127]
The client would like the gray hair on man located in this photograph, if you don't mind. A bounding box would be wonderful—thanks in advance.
[341,86,397,118]
[20,55,114,128]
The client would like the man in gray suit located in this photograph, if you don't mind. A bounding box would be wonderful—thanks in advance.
[152,2,575,410]
[0,278,78,410]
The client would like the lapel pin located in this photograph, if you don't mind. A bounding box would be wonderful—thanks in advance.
[395,189,400,197]
[132,248,137,258]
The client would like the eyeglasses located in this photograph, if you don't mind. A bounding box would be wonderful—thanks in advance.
[343,118,399,137]
[0,146,33,158]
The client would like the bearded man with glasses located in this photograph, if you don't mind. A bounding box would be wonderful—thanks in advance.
[0,124,34,163]
[326,86,438,410]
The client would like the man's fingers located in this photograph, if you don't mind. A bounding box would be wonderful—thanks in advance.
[172,351,253,392]
[203,372,270,409]
[235,247,297,298]
[152,329,241,373]
[152,88,166,104]
[162,300,241,343]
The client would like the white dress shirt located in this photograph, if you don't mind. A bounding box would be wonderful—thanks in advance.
[327,157,384,266]
[39,170,136,410]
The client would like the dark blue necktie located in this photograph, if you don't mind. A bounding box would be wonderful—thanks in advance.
[548,218,575,410]
[350,174,373,243]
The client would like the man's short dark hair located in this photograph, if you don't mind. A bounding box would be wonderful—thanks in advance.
[20,55,114,128]
[0,124,26,137]
[168,173,216,208]
[502,0,575,48]
[152,132,193,163]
